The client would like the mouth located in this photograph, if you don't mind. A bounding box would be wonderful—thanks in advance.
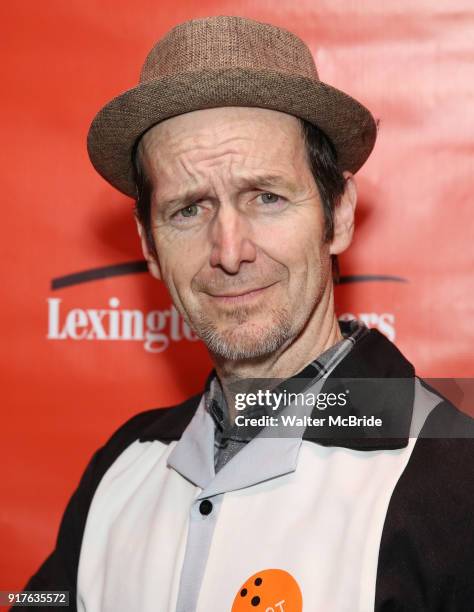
[205,282,278,304]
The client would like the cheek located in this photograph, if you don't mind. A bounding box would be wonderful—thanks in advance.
[259,221,327,273]
[158,245,204,299]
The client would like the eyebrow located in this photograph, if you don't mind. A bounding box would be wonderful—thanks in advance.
[155,173,298,210]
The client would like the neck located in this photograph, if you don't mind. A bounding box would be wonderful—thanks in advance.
[211,282,342,420]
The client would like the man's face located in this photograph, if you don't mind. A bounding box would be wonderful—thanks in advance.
[137,107,349,361]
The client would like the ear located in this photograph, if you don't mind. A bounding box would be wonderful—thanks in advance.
[329,171,357,256]
[134,215,162,280]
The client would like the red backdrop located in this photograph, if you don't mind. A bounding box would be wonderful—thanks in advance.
[2,0,473,592]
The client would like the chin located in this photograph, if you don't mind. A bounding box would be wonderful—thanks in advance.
[194,311,294,361]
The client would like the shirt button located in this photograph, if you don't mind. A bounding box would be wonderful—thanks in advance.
[199,499,213,515]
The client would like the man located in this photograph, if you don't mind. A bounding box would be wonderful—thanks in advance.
[24,15,473,611]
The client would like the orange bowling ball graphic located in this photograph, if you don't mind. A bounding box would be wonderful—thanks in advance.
[231,569,302,611]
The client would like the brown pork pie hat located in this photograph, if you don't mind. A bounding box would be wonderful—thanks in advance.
[87,15,377,198]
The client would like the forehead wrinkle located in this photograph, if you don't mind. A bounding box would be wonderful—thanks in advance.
[152,147,241,199]
[142,120,299,173]
[139,109,302,173]
[169,141,261,182]
[169,137,301,182]
[140,114,308,209]
[146,127,256,164]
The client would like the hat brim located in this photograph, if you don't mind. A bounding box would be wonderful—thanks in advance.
[87,67,377,197]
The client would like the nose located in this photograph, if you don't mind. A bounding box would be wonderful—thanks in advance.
[209,204,257,273]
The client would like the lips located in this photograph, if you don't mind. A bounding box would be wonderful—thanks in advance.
[204,282,278,303]
[210,287,266,298]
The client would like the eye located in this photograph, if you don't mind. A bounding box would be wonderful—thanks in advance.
[177,204,199,218]
[168,200,209,228]
[258,192,282,204]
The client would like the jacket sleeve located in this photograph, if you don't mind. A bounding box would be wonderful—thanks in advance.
[18,407,172,611]
[15,399,200,611]
[19,446,106,610]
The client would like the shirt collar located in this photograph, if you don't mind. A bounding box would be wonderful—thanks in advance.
[205,319,370,440]
[204,320,415,451]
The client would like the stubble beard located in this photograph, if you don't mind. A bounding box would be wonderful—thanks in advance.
[189,301,295,360]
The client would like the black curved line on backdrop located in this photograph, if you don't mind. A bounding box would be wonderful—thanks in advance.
[337,274,407,285]
[51,261,148,290]
[50,261,408,290]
